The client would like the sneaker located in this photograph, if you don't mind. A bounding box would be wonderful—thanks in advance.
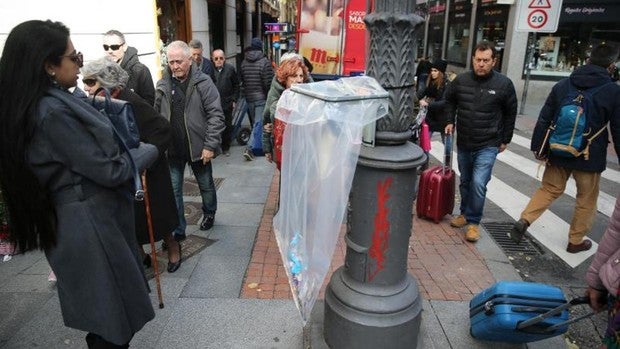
[450,215,467,228]
[510,219,529,244]
[465,224,480,242]
[48,271,57,282]
[243,149,254,161]
[566,239,592,253]
[224,151,231,157]
[200,214,215,231]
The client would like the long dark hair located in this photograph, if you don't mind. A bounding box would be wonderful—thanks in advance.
[0,20,70,252]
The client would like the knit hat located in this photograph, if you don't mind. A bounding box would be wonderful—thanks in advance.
[250,38,263,50]
[431,59,447,73]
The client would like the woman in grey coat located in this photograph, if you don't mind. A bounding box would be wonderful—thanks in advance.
[0,20,158,347]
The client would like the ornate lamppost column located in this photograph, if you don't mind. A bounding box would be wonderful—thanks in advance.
[323,1,426,348]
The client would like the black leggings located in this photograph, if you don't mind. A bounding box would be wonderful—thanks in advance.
[86,333,129,349]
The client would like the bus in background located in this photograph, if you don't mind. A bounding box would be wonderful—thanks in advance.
[296,0,372,80]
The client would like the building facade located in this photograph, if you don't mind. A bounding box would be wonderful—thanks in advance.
[416,0,619,107]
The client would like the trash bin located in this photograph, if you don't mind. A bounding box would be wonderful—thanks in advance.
[272,76,389,324]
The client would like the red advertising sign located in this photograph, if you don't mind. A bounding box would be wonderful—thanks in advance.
[342,0,367,76]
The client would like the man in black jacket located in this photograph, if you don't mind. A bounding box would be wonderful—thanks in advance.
[240,38,274,160]
[444,41,517,242]
[510,44,620,253]
[103,30,155,105]
[212,49,240,155]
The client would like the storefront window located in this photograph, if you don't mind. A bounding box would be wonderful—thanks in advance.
[524,1,620,79]
[446,0,472,65]
[426,0,447,61]
[475,4,509,71]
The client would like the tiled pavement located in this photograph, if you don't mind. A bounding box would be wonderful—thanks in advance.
[240,171,496,303]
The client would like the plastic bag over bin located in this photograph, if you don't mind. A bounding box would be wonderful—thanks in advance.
[272,76,388,324]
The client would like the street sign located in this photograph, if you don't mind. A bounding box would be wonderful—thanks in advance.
[515,0,563,32]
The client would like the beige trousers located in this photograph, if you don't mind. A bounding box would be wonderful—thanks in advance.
[520,164,601,245]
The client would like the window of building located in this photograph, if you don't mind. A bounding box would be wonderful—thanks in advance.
[523,2,619,79]
[446,0,472,66]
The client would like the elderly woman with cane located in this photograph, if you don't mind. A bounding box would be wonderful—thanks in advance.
[0,20,158,347]
[81,57,182,274]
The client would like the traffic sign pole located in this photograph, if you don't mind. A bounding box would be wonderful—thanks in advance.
[520,32,537,115]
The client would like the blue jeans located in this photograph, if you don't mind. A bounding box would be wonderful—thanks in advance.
[246,100,265,152]
[246,100,265,130]
[457,146,499,224]
[169,158,217,236]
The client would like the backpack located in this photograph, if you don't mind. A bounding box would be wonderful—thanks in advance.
[542,82,610,160]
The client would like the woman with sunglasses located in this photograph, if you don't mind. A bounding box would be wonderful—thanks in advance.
[81,57,182,273]
[0,20,158,348]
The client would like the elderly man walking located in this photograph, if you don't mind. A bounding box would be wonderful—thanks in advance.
[212,49,240,156]
[189,39,216,82]
[155,41,225,238]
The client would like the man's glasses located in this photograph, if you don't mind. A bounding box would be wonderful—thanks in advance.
[82,78,97,87]
[60,52,83,67]
[213,57,224,61]
[103,43,124,51]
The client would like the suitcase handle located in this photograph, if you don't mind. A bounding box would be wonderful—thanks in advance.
[516,296,592,331]
[443,134,453,174]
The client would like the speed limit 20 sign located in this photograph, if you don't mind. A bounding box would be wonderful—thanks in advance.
[516,0,563,32]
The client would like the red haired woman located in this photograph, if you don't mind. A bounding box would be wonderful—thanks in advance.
[262,55,310,169]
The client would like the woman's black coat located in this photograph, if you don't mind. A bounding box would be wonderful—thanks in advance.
[118,89,178,243]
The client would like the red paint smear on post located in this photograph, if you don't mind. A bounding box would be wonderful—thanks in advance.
[368,177,392,281]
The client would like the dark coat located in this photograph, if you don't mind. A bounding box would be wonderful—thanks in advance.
[118,89,178,244]
[531,64,620,172]
[120,46,155,106]
[155,65,226,159]
[29,88,158,345]
[213,63,240,112]
[418,79,449,133]
[240,49,274,103]
[198,56,216,82]
[445,70,518,151]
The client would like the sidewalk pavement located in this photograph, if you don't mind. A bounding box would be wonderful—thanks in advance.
[0,143,567,348]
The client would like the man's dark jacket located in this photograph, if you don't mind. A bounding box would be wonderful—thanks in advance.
[531,64,620,172]
[445,70,517,150]
[213,63,240,112]
[120,46,155,105]
[240,48,274,103]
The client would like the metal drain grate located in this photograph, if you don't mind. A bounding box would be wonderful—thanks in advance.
[183,177,224,196]
[482,221,541,255]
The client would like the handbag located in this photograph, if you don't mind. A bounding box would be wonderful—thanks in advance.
[91,88,144,200]
[420,121,431,152]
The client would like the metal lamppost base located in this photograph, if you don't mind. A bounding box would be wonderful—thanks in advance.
[324,267,423,349]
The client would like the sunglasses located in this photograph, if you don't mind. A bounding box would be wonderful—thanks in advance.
[103,43,124,51]
[82,78,98,87]
[60,51,83,67]
[213,57,224,61]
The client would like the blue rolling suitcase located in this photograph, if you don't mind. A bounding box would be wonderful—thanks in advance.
[469,281,591,343]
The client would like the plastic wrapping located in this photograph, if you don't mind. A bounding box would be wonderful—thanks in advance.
[272,76,388,324]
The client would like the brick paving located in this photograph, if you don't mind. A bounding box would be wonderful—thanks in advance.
[240,172,496,302]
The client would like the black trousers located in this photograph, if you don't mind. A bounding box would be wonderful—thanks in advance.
[86,333,129,349]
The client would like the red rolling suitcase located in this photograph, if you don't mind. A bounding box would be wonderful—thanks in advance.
[416,135,455,223]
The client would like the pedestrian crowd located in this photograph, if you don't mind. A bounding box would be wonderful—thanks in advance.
[0,18,619,347]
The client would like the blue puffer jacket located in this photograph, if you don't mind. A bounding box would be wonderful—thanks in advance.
[530,64,620,172]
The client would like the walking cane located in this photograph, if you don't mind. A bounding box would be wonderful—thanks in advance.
[141,171,164,309]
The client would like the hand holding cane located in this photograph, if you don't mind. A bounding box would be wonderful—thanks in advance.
[141,171,164,309]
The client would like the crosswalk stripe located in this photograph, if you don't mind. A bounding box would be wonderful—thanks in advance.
[497,149,617,217]
[429,140,597,268]
[511,134,620,183]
